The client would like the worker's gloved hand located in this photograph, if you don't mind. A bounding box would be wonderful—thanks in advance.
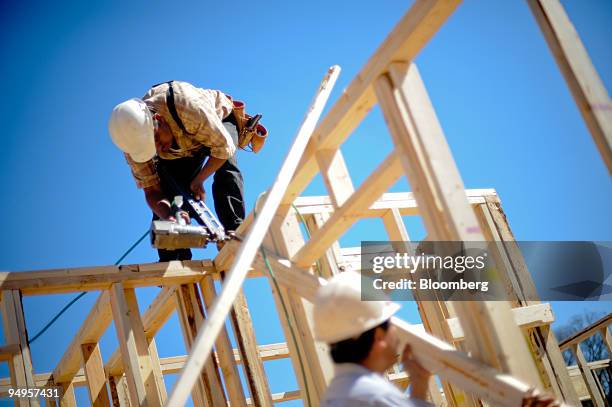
[401,344,432,400]
[190,177,206,201]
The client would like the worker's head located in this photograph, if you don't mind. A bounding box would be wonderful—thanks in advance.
[108,99,174,162]
[313,272,401,370]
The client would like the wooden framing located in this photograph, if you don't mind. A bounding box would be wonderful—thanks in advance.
[557,314,612,405]
[2,0,607,405]
[174,283,227,407]
[109,284,163,407]
[527,0,612,174]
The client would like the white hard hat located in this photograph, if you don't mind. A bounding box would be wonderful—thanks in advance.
[108,98,156,163]
[313,271,400,343]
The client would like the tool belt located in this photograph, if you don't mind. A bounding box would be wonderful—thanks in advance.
[225,97,268,153]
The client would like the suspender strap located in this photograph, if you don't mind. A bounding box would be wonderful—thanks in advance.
[152,80,195,135]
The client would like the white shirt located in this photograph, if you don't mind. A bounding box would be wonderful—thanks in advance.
[320,363,433,407]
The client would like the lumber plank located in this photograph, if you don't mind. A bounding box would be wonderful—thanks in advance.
[0,261,213,296]
[571,344,605,406]
[559,314,612,350]
[58,382,76,407]
[265,211,334,405]
[375,62,543,389]
[280,0,461,210]
[166,66,340,407]
[382,208,473,407]
[105,286,176,376]
[146,339,167,403]
[292,189,496,216]
[527,0,612,173]
[291,151,402,268]
[174,284,227,407]
[109,284,162,407]
[53,291,112,383]
[315,148,354,208]
[81,343,111,407]
[200,276,248,407]
[1,290,39,407]
[223,283,273,407]
[477,197,581,404]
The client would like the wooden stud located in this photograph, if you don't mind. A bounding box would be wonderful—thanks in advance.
[476,196,581,405]
[571,344,605,406]
[106,287,176,377]
[166,66,340,407]
[304,213,343,278]
[315,148,354,208]
[174,284,227,407]
[54,291,112,384]
[109,284,162,407]
[559,314,612,351]
[1,290,39,407]
[81,343,111,407]
[146,339,167,403]
[381,208,473,407]
[375,62,543,389]
[109,376,131,407]
[264,211,334,406]
[200,276,247,407]
[527,0,612,174]
[58,382,76,407]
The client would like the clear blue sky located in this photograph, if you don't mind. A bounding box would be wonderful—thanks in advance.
[0,0,610,405]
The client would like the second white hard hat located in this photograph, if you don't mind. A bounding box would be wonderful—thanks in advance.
[108,98,156,163]
[313,271,400,344]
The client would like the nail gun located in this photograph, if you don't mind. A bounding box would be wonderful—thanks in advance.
[150,164,227,250]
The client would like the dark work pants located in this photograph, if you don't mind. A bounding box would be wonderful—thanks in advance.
[154,123,245,261]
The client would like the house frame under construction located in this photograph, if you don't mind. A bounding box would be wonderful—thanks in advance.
[1,0,610,406]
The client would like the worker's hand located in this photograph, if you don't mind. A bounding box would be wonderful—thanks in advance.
[521,389,561,407]
[168,211,191,224]
[190,177,206,201]
[401,344,432,400]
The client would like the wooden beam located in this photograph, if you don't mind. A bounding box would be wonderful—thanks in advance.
[559,314,612,350]
[315,148,354,208]
[58,382,76,407]
[265,211,334,406]
[1,290,39,407]
[375,62,543,389]
[476,196,581,404]
[81,343,111,407]
[293,189,497,216]
[106,286,176,377]
[53,291,112,383]
[146,339,167,403]
[571,344,605,406]
[527,0,612,173]
[109,284,163,407]
[0,261,214,296]
[174,284,227,407]
[166,66,340,407]
[199,276,247,407]
[280,0,461,210]
[381,208,472,407]
[291,152,402,268]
